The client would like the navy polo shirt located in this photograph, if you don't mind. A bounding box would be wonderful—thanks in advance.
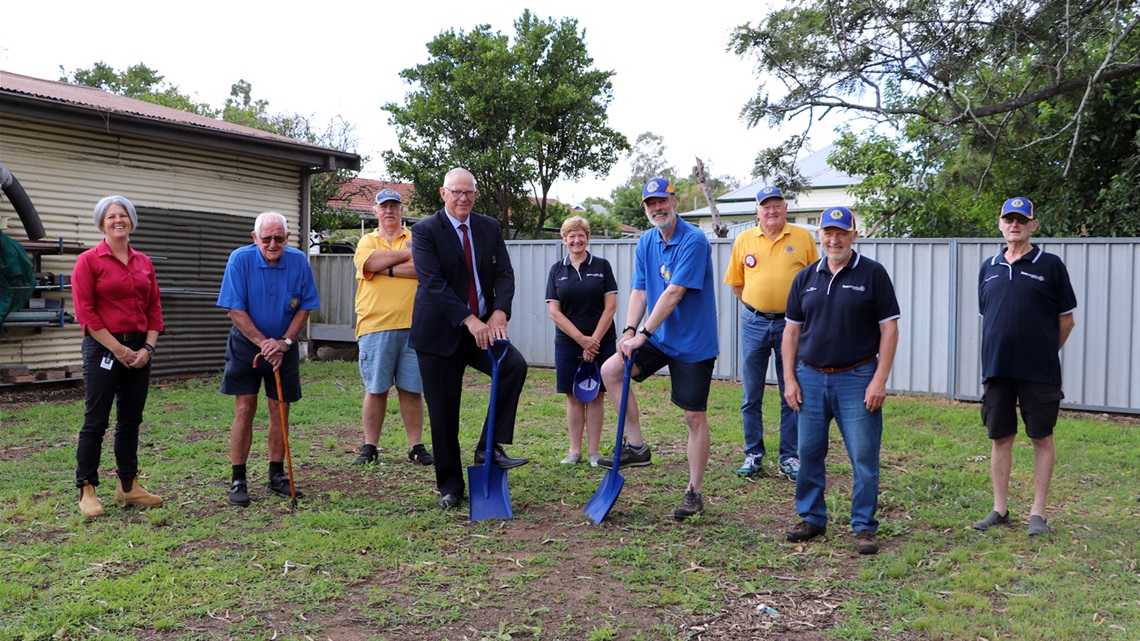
[545,253,619,346]
[978,245,1077,384]
[786,251,900,369]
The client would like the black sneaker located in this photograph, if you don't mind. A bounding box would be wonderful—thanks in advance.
[673,487,704,519]
[972,510,1011,531]
[408,444,434,466]
[786,520,826,542]
[228,480,250,507]
[353,444,378,466]
[598,441,652,469]
[267,473,303,499]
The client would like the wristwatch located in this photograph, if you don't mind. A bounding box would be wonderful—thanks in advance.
[638,326,653,338]
[283,337,294,349]
[622,325,637,334]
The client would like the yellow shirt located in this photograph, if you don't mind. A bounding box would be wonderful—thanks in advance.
[353,227,417,338]
[724,223,819,312]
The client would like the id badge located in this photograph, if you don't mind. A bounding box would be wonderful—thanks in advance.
[101,352,115,370]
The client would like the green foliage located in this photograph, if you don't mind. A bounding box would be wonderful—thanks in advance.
[732,1,1140,237]
[383,11,628,238]
[627,132,675,184]
[60,63,362,236]
[610,182,650,230]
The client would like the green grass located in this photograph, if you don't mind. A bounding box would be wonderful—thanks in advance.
[1,360,1138,640]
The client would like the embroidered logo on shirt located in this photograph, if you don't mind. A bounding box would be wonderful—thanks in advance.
[290,297,299,309]
[659,262,672,283]
[1019,271,1045,282]
[841,285,866,292]
[785,246,795,254]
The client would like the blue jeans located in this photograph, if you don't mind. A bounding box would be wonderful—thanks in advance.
[794,360,882,532]
[740,310,797,461]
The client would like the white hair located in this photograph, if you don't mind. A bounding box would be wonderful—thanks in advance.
[253,211,289,236]
[443,168,477,190]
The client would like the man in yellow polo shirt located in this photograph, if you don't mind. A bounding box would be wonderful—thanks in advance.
[724,186,818,480]
[352,188,433,467]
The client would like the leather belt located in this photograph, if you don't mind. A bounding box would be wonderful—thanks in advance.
[108,332,146,343]
[743,304,785,320]
[804,356,877,374]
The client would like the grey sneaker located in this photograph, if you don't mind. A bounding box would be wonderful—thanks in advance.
[1027,514,1050,536]
[736,453,763,477]
[778,457,800,481]
[972,510,1011,531]
[560,452,582,465]
[587,453,602,468]
[598,441,652,469]
[673,487,704,519]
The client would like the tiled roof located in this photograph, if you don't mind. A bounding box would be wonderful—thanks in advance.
[332,178,415,216]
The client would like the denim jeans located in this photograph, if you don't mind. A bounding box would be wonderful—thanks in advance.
[75,336,152,487]
[740,310,797,461]
[794,359,882,532]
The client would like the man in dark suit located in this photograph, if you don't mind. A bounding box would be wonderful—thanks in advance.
[409,167,529,509]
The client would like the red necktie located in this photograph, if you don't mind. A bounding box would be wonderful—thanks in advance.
[459,224,479,317]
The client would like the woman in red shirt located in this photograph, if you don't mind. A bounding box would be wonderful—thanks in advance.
[71,196,164,518]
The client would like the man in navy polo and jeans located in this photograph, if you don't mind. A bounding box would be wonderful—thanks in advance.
[599,176,719,519]
[973,197,1076,537]
[781,206,900,555]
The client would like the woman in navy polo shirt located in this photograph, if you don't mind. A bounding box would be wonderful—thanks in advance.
[70,196,164,518]
[545,216,618,466]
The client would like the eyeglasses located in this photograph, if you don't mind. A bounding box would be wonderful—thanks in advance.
[443,187,477,200]
[1001,215,1031,225]
[260,235,287,245]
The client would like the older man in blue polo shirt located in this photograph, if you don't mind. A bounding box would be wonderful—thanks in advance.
[973,197,1076,537]
[781,207,900,555]
[599,176,719,519]
[217,211,320,507]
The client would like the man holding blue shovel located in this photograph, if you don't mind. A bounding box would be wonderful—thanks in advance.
[598,177,719,519]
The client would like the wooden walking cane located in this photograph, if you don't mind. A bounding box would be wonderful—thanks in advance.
[253,354,297,508]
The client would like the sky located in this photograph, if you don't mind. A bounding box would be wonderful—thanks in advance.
[1,1,836,205]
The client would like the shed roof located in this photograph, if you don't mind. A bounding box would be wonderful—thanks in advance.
[0,70,361,171]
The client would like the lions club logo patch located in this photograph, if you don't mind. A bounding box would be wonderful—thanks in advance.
[1011,199,1024,207]
[658,262,672,283]
[744,254,757,268]
[830,210,844,220]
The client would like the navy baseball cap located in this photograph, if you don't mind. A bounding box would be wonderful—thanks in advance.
[573,361,601,403]
[820,206,856,230]
[375,188,402,205]
[642,177,675,202]
[1001,197,1034,219]
[756,185,784,203]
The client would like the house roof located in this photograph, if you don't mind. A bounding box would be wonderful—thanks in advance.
[331,178,415,217]
[0,70,361,171]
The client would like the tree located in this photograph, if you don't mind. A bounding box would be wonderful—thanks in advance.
[383,11,628,237]
[61,64,362,234]
[731,1,1140,236]
[627,132,675,184]
[610,182,649,229]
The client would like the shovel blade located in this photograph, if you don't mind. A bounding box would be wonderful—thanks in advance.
[583,468,625,524]
[467,464,513,522]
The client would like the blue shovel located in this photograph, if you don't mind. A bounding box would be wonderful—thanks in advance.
[468,339,513,522]
[583,350,636,524]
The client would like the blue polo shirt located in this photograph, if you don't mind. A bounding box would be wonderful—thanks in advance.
[217,244,320,339]
[545,252,619,346]
[632,217,719,362]
[978,245,1077,384]
[786,251,900,369]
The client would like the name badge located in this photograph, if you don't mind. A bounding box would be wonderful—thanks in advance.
[101,353,115,370]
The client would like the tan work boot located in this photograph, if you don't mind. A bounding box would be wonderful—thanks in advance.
[78,481,105,519]
[115,475,163,507]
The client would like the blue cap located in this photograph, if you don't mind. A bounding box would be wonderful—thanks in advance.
[820,206,856,230]
[375,188,402,205]
[1001,197,1034,219]
[756,185,784,203]
[642,177,675,202]
[572,361,601,403]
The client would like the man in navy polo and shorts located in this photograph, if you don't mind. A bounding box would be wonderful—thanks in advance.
[217,211,320,507]
[598,177,719,520]
[973,197,1077,537]
[781,206,900,555]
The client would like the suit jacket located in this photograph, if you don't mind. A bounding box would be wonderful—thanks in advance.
[409,209,515,357]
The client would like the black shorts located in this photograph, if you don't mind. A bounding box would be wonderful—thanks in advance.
[554,340,616,395]
[220,327,303,402]
[632,342,715,412]
[981,378,1063,440]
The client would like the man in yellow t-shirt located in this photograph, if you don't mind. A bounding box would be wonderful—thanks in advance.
[351,189,433,467]
[724,186,819,480]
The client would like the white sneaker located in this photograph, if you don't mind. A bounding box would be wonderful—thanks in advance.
[560,452,582,465]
